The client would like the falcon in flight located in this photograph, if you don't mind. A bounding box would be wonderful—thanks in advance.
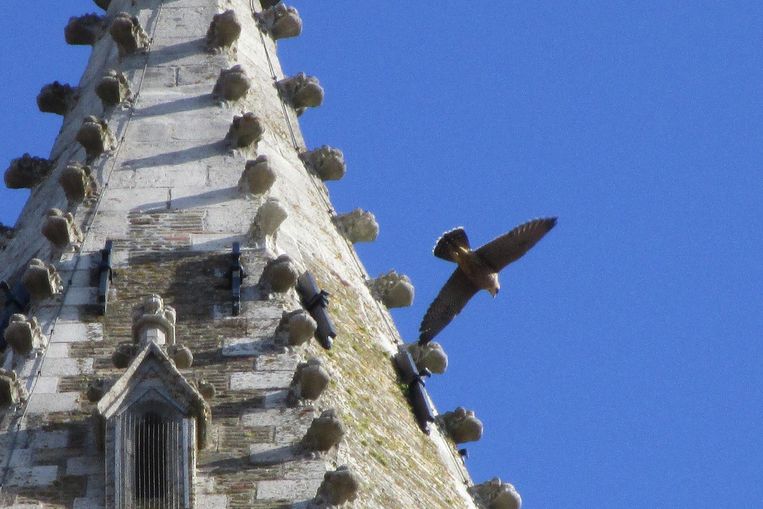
[419,217,557,344]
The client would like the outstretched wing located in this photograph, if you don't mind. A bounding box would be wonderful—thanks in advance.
[419,269,479,344]
[476,217,557,271]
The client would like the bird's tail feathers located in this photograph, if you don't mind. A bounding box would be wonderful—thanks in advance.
[433,227,470,262]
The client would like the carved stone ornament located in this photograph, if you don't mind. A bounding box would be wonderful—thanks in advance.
[0,369,25,408]
[0,223,13,251]
[59,161,96,204]
[277,73,323,115]
[131,294,177,346]
[277,309,316,347]
[440,407,483,444]
[213,64,251,101]
[368,270,415,308]
[112,342,138,369]
[302,408,345,452]
[76,115,115,161]
[41,208,84,249]
[206,10,242,50]
[21,258,63,301]
[4,154,52,189]
[289,357,330,404]
[226,112,264,148]
[65,13,107,46]
[310,465,360,507]
[37,81,78,115]
[86,377,111,402]
[301,145,346,181]
[239,155,276,195]
[257,3,302,40]
[109,12,149,57]
[469,477,522,509]
[258,254,299,293]
[251,197,288,239]
[3,314,43,355]
[96,70,131,107]
[406,341,448,375]
[333,208,379,243]
[170,344,194,369]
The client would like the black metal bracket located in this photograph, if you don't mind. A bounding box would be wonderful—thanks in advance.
[227,242,247,316]
[97,240,113,315]
[0,281,30,350]
[394,345,436,433]
[296,271,336,349]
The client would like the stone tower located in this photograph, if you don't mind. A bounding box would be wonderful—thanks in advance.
[0,1,520,508]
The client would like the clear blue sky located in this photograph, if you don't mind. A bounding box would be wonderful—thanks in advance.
[2,2,762,507]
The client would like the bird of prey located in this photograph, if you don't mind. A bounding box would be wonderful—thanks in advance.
[419,217,557,344]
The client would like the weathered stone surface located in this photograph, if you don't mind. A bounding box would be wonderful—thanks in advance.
[289,357,330,403]
[407,341,448,375]
[41,208,83,248]
[440,407,483,444]
[334,208,379,243]
[170,343,193,368]
[277,309,316,346]
[59,161,96,204]
[311,465,360,507]
[3,314,43,355]
[111,342,137,368]
[0,223,13,250]
[197,378,216,399]
[226,112,264,148]
[0,369,24,407]
[206,9,241,50]
[469,477,522,509]
[86,378,110,402]
[65,13,106,45]
[251,197,288,240]
[21,258,62,301]
[109,12,149,57]
[4,154,51,189]
[301,145,346,181]
[230,371,293,391]
[302,409,344,452]
[76,116,114,161]
[368,270,415,308]
[95,70,131,107]
[239,155,276,195]
[36,81,78,115]
[26,392,79,414]
[277,73,323,115]
[258,254,299,293]
[258,4,302,40]
[213,64,251,101]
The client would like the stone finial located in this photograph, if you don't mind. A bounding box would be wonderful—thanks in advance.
[36,82,78,115]
[367,270,414,308]
[213,65,251,101]
[96,70,131,107]
[258,4,302,40]
[21,259,63,301]
[333,209,379,243]
[4,154,52,189]
[76,116,115,161]
[226,113,264,148]
[41,208,84,249]
[277,309,316,346]
[206,10,241,50]
[93,0,111,10]
[0,223,13,251]
[406,341,448,375]
[86,378,110,402]
[251,198,288,239]
[277,73,323,115]
[289,357,330,403]
[59,161,96,204]
[469,478,522,509]
[440,407,483,444]
[311,466,360,507]
[131,294,176,346]
[302,408,345,452]
[109,12,149,57]
[0,369,25,408]
[198,379,216,399]
[301,146,346,181]
[111,342,137,368]
[3,314,43,355]
[258,254,299,293]
[239,155,276,195]
[170,344,193,369]
[65,13,106,45]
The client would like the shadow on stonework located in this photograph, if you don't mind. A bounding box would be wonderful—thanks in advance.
[209,395,266,419]
[134,94,213,118]
[123,140,224,169]
[137,186,237,212]
[146,38,207,67]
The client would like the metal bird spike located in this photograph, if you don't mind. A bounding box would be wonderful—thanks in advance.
[418,217,557,344]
